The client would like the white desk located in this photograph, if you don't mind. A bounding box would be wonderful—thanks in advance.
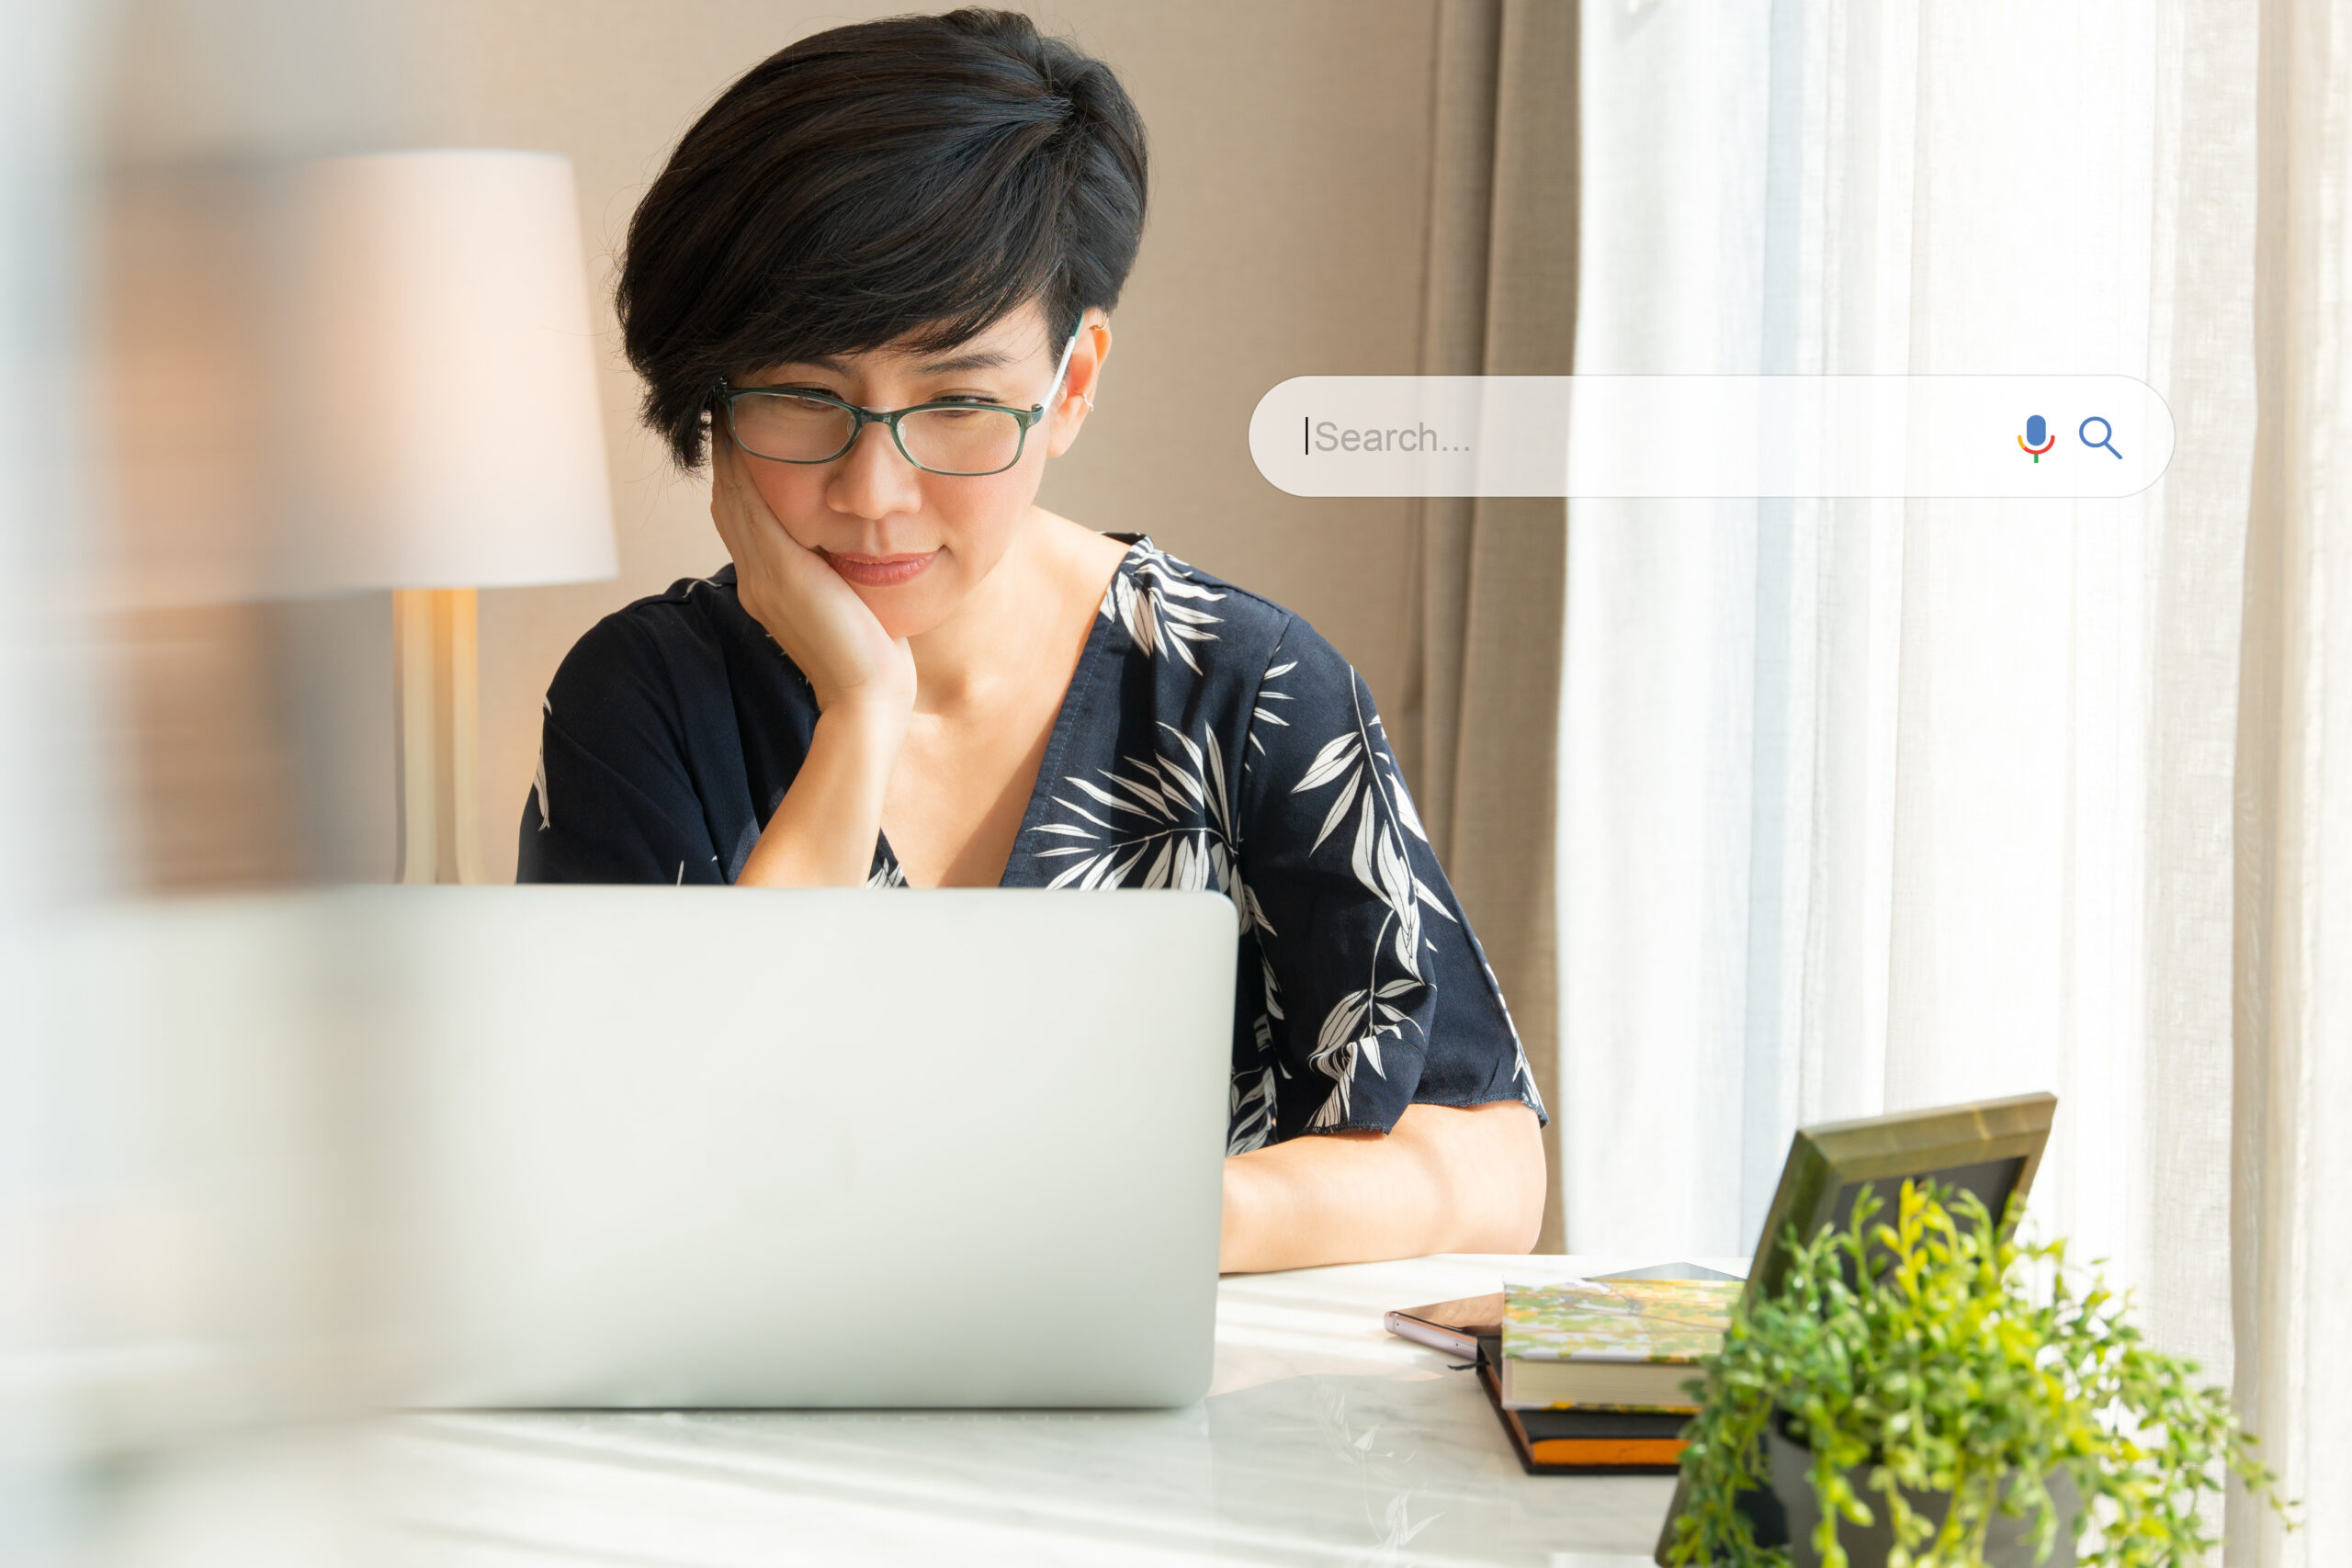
[364,1254,1708,1567]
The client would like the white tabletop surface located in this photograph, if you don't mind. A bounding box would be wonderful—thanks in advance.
[352,1253,1734,1568]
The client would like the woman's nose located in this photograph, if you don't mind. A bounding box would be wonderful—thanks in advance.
[825,421,924,520]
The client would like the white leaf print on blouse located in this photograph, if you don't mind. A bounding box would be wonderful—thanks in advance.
[1486,953,1543,1107]
[1030,719,1270,919]
[1227,1064,1276,1156]
[1249,658,1297,759]
[1100,538,1226,674]
[1288,672,1455,1129]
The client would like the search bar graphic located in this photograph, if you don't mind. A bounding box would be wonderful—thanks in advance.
[1248,376,2175,498]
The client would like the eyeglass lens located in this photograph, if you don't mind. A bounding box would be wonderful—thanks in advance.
[729,394,1025,475]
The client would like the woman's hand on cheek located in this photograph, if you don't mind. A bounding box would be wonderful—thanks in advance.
[709,436,917,725]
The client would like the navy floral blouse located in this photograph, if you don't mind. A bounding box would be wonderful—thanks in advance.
[520,535,1544,1149]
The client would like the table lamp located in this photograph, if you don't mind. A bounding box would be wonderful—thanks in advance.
[283,150,617,883]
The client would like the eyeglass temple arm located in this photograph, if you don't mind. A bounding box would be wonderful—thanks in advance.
[1039,323,1086,412]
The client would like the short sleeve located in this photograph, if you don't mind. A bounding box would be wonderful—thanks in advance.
[1232,618,1544,1140]
[518,614,727,886]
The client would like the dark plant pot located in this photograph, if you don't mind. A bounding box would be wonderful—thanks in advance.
[1759,1420,2079,1568]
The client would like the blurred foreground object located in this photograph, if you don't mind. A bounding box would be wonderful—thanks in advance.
[285,150,616,884]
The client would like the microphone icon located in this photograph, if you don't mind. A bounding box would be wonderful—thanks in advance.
[2018,414,2055,463]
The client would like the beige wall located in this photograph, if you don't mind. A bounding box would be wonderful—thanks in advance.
[405,0,1440,882]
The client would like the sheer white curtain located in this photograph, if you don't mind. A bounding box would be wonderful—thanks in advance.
[2232,0,2352,1559]
[1555,0,2352,1539]
[1560,0,2241,1306]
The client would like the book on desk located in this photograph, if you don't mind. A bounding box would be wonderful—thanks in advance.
[1386,1264,1741,1476]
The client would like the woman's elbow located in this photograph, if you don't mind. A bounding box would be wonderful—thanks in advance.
[1479,1102,1548,1253]
[1406,1100,1547,1254]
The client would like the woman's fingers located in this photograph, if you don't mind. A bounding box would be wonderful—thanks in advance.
[706,433,914,716]
[712,437,823,604]
[707,429,760,562]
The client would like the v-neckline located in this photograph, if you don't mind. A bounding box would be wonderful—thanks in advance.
[871,535,1142,889]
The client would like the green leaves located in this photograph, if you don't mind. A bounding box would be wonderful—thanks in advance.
[1666,1182,2292,1567]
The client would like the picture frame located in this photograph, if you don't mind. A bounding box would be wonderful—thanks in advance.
[1743,1090,2059,1301]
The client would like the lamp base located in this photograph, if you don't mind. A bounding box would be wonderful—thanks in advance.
[393,587,485,885]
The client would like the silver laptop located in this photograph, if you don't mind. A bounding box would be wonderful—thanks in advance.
[352,886,1236,1409]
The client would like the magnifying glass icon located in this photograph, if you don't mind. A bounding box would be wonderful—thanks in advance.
[2079,416,2123,459]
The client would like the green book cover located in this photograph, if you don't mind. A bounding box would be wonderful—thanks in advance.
[1502,1278,1743,1365]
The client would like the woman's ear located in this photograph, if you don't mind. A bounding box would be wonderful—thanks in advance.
[1046,309,1112,457]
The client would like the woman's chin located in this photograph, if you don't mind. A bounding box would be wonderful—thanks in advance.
[858,588,953,642]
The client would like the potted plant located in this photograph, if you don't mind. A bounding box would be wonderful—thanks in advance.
[1663,1181,2292,1567]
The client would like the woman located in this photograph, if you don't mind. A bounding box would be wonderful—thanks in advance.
[522,8,1545,1271]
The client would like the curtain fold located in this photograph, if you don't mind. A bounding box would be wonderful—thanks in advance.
[2231,0,2352,1559]
[1405,0,1576,1251]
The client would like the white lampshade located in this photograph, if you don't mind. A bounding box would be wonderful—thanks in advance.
[280,150,617,592]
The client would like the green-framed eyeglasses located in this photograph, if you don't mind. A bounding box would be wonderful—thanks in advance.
[715,328,1082,478]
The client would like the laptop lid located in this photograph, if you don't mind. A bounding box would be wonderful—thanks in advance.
[356,886,1236,1409]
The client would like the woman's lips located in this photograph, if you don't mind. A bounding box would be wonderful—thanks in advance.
[820,548,939,588]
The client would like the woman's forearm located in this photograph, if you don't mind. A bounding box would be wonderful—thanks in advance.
[735,705,905,887]
[1217,1100,1545,1273]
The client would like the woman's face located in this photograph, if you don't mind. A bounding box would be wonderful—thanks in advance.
[725,301,1104,639]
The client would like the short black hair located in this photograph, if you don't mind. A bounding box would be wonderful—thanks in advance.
[617,8,1149,468]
